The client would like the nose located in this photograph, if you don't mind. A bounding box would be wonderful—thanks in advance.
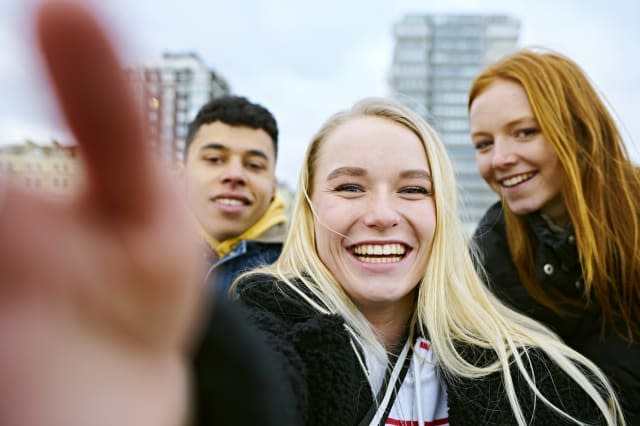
[491,138,517,169]
[363,191,400,230]
[220,157,247,186]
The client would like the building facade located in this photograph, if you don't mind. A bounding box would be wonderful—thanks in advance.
[389,14,520,232]
[126,52,230,164]
[0,141,82,193]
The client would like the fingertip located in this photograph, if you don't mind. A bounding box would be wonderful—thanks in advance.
[36,1,91,40]
[36,1,107,62]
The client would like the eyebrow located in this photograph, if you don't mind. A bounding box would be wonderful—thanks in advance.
[325,167,367,181]
[325,167,431,181]
[400,169,431,180]
[199,143,270,161]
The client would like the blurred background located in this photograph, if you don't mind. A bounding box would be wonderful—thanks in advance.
[1,0,638,230]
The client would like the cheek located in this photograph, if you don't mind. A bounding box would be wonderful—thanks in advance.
[249,174,268,187]
[313,196,348,227]
[420,215,437,245]
[312,220,335,270]
[548,157,564,180]
[185,171,206,196]
[314,208,346,244]
[409,201,437,242]
[539,152,564,186]
[189,166,218,188]
[312,201,353,257]
[475,154,492,181]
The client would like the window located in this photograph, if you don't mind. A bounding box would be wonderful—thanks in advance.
[432,92,467,103]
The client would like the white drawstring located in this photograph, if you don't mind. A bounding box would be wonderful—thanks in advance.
[413,347,425,426]
[369,340,411,426]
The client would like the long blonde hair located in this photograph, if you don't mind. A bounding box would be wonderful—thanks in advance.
[468,48,640,341]
[242,98,623,424]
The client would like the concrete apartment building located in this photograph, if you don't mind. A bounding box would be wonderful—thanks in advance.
[126,52,230,164]
[389,14,520,233]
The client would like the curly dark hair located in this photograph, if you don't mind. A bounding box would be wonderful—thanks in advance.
[184,95,278,159]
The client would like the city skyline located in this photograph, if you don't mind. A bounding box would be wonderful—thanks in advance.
[1,0,638,188]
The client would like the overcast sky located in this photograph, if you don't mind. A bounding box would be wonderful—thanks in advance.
[1,0,638,187]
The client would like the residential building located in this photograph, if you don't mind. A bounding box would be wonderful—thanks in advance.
[126,52,230,164]
[389,14,520,232]
[0,140,82,193]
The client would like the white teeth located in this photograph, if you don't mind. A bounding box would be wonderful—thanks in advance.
[353,243,405,256]
[502,173,534,187]
[352,243,406,262]
[217,198,244,206]
[358,256,403,264]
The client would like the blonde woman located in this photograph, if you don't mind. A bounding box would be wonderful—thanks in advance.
[216,97,625,425]
[469,49,639,424]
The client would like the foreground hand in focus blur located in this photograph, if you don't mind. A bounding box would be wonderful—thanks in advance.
[0,2,203,425]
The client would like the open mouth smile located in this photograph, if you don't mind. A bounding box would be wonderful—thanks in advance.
[215,197,248,206]
[350,243,408,264]
[500,172,535,188]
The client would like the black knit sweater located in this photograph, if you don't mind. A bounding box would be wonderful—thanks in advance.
[192,274,605,425]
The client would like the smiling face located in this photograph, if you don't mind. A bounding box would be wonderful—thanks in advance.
[310,115,436,318]
[182,121,277,243]
[469,79,567,224]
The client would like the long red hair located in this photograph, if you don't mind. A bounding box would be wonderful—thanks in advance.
[469,49,640,341]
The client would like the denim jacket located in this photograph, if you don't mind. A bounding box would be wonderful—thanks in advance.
[205,223,286,296]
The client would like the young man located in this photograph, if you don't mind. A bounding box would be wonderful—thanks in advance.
[181,96,287,294]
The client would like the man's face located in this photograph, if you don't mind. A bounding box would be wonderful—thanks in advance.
[182,121,276,243]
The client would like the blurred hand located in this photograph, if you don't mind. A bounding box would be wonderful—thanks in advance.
[0,2,204,425]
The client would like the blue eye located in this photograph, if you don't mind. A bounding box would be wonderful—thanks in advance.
[516,128,539,138]
[401,186,428,194]
[473,140,493,150]
[334,183,363,192]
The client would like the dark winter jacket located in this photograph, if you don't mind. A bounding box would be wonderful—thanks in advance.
[473,201,640,424]
[192,273,607,425]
